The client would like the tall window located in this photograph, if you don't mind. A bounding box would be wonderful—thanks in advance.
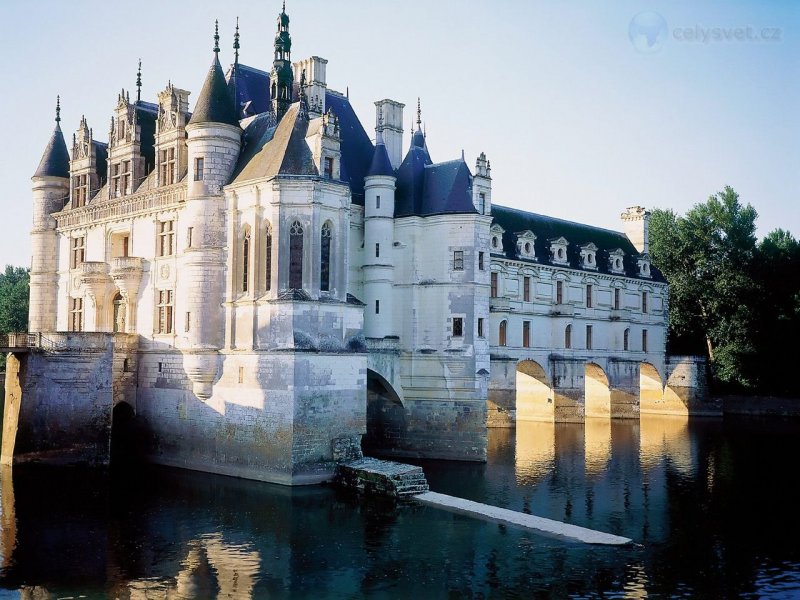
[614,288,621,310]
[161,147,176,185]
[111,163,121,197]
[556,280,564,304]
[289,220,304,289]
[491,272,498,298]
[624,328,630,351]
[499,320,507,346]
[642,291,648,314]
[194,157,204,181]
[452,317,463,337]
[375,243,380,258]
[69,297,83,332]
[242,227,251,293]
[478,252,485,271]
[376,195,381,209]
[321,221,332,292]
[73,174,88,208]
[375,299,380,314]
[565,324,572,349]
[121,160,131,195]
[478,192,486,213]
[157,290,174,334]
[158,220,175,257]
[642,329,648,352]
[264,222,273,292]
[70,236,85,269]
[523,276,531,302]
[586,284,593,308]
[478,317,484,338]
[586,325,593,350]
[453,251,464,271]
[523,321,531,348]
[324,157,334,178]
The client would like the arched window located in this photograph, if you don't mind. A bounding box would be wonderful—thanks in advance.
[499,320,507,347]
[289,220,304,290]
[241,227,251,293]
[321,221,332,292]
[264,221,273,292]
[565,324,572,349]
[624,328,630,351]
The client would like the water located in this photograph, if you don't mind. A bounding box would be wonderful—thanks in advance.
[0,416,799,598]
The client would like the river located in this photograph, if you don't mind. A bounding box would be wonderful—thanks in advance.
[0,415,798,598]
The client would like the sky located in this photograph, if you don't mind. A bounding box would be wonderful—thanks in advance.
[0,0,797,268]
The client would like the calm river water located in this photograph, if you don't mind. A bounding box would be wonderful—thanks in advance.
[0,416,799,598]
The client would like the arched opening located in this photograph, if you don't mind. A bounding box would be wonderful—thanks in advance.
[110,401,137,468]
[643,362,689,416]
[499,320,507,346]
[241,226,251,293]
[565,324,572,349]
[516,360,553,422]
[585,362,611,418]
[264,221,273,292]
[320,221,332,292]
[289,220,303,290]
[112,292,126,333]
[362,369,406,457]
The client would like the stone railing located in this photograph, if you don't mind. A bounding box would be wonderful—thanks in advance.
[56,182,186,229]
[79,261,111,277]
[111,256,144,275]
[0,332,112,352]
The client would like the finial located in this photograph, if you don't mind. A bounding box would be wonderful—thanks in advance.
[283,0,286,12]
[55,95,61,124]
[233,17,240,64]
[416,97,421,128]
[346,86,349,99]
[213,19,220,54]
[136,59,142,103]
[461,149,465,160]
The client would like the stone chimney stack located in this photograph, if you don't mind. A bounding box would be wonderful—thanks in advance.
[620,206,650,253]
[374,99,404,169]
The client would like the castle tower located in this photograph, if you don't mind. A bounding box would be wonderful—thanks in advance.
[182,22,242,399]
[30,98,70,333]
[271,3,293,122]
[362,109,397,338]
[473,152,492,215]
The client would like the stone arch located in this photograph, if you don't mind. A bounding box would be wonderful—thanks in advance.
[516,360,553,422]
[585,362,611,418]
[111,290,125,333]
[644,361,690,416]
[362,369,407,457]
[110,401,137,467]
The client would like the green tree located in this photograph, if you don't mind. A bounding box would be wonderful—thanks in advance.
[650,187,761,390]
[0,265,30,333]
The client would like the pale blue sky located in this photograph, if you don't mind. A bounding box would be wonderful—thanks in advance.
[1,1,797,267]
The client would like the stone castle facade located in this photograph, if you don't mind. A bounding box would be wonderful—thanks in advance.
[9,7,709,484]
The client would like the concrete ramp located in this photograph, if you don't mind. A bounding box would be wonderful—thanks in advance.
[415,491,632,545]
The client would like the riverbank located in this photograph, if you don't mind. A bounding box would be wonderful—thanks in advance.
[719,395,800,417]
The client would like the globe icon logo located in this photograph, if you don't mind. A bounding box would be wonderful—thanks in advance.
[629,12,668,54]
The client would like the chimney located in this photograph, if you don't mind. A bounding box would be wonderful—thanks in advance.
[620,206,650,253]
[374,99,404,169]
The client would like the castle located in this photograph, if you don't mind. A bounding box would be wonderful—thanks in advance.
[5,6,711,485]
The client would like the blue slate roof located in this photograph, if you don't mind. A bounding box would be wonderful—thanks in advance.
[490,204,665,281]
[395,143,432,216]
[226,64,271,118]
[33,123,70,179]
[325,91,373,205]
[366,135,394,178]
[135,102,157,176]
[189,55,239,127]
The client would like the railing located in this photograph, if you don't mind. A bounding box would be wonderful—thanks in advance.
[0,332,113,352]
[0,332,40,350]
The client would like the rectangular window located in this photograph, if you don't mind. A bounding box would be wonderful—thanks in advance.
[73,174,88,208]
[376,195,381,209]
[121,160,131,195]
[69,297,83,332]
[122,235,129,258]
[478,317,484,338]
[478,192,486,213]
[614,288,621,310]
[523,276,531,302]
[586,325,593,350]
[161,147,177,185]
[375,299,380,314]
[523,321,531,348]
[70,236,85,269]
[111,163,121,197]
[453,250,464,271]
[324,157,334,179]
[375,243,380,258]
[478,251,485,271]
[158,220,175,257]
[586,284,593,308]
[194,157,204,181]
[490,272,498,298]
[185,312,191,333]
[187,227,193,249]
[556,280,563,304]
[642,291,648,314]
[642,329,648,352]
[157,289,174,334]
[238,366,244,384]
[452,317,463,337]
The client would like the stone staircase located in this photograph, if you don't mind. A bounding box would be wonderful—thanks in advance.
[334,457,430,498]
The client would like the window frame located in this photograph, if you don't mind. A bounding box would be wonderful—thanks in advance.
[453,250,464,271]
[452,317,464,337]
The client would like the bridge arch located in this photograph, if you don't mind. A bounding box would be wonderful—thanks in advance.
[585,362,612,418]
[110,401,137,467]
[362,368,407,457]
[516,360,554,422]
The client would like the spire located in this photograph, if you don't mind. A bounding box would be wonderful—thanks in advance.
[298,68,308,120]
[416,98,422,128]
[367,113,395,178]
[189,21,239,127]
[272,3,293,122]
[136,59,142,103]
[411,98,426,149]
[33,96,70,178]
[233,17,240,65]
[213,19,220,54]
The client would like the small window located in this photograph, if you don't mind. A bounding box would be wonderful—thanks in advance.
[194,157,204,181]
[642,329,648,352]
[624,328,630,351]
[158,220,175,257]
[524,242,532,254]
[478,317,484,338]
[69,297,84,332]
[324,157,334,178]
[523,276,530,302]
[70,236,86,269]
[614,288,621,310]
[499,320,507,347]
[642,291,648,314]
[238,366,244,384]
[375,299,380,314]
[161,147,177,185]
[123,358,132,372]
[565,324,572,349]
[586,284,593,308]
[586,325,593,350]
[523,321,530,348]
[478,252,485,271]
[453,251,464,271]
[557,248,565,259]
[376,195,381,209]
[452,317,463,337]
[492,236,499,249]
[478,192,486,213]
[157,289,174,334]
[185,312,191,332]
[490,272,498,298]
[556,280,563,304]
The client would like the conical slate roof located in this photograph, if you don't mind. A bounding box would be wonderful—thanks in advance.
[33,123,70,179]
[366,133,394,178]
[189,55,239,127]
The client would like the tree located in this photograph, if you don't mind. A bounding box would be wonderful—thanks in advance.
[0,265,30,333]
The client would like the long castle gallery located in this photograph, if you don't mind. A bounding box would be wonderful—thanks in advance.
[3,6,714,484]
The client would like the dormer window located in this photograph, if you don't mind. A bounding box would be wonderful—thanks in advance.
[608,248,626,274]
[490,224,505,253]
[637,253,652,278]
[549,237,569,265]
[579,243,598,271]
[516,230,536,259]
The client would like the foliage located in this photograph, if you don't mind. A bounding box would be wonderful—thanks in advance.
[0,265,29,334]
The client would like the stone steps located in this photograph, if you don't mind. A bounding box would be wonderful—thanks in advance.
[334,457,429,498]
